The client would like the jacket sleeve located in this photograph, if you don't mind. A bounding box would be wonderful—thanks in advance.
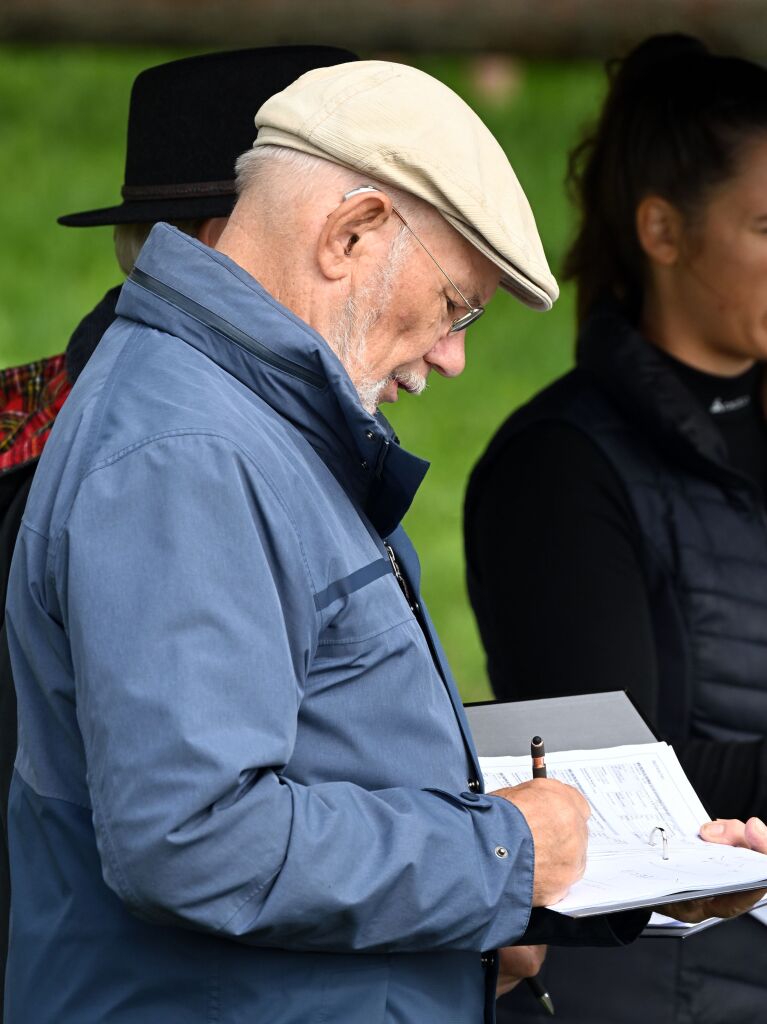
[522,907,650,947]
[59,432,534,954]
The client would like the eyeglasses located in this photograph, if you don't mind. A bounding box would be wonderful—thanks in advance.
[342,186,485,334]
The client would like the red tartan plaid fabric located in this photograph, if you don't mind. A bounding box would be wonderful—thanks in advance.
[0,354,71,473]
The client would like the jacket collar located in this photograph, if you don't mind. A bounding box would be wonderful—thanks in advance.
[65,285,122,384]
[117,224,428,537]
[576,300,757,490]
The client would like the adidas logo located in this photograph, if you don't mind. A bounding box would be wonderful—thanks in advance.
[709,395,750,415]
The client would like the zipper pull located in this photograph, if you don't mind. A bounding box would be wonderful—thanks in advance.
[384,541,419,614]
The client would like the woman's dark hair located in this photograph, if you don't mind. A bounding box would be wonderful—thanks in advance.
[564,34,767,324]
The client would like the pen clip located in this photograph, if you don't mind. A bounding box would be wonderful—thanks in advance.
[649,825,669,861]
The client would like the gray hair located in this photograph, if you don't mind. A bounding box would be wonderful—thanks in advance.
[113,218,206,276]
[234,144,425,225]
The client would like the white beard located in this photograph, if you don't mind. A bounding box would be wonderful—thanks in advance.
[333,312,428,415]
[327,229,425,414]
[358,367,427,414]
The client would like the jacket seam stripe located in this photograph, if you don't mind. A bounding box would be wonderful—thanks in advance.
[313,558,391,611]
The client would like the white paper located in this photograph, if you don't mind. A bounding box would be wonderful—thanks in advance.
[480,742,767,915]
[648,911,705,930]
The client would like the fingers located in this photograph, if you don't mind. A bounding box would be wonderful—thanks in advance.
[496,945,548,998]
[699,817,767,851]
[660,898,712,924]
[699,818,748,847]
[513,778,591,831]
[498,944,547,978]
[744,817,767,854]
[497,778,591,822]
[705,887,767,919]
[497,779,590,906]
[662,886,767,923]
[668,817,767,923]
[542,779,590,820]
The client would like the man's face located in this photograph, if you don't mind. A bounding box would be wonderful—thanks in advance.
[330,214,500,413]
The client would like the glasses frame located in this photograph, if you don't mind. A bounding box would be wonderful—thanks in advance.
[342,186,484,334]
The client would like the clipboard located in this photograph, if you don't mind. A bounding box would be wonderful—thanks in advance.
[464,689,655,757]
[464,691,767,926]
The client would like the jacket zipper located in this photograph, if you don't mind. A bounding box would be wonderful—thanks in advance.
[129,267,326,390]
[384,539,478,783]
[384,541,419,614]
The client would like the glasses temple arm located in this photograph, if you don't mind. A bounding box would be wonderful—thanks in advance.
[391,208,478,311]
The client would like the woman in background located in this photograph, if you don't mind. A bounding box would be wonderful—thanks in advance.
[465,34,767,1024]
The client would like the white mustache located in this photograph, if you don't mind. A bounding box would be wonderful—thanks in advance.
[392,369,428,395]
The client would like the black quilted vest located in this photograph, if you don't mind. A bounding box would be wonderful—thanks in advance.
[484,303,767,747]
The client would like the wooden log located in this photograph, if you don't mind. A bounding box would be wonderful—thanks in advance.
[1,0,766,59]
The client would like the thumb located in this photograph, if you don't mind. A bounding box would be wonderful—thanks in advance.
[699,819,743,846]
[744,817,767,855]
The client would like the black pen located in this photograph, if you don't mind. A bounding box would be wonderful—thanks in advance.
[526,736,555,1015]
[531,735,547,779]
[527,975,555,1016]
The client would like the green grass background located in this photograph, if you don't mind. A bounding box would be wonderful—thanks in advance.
[0,46,607,700]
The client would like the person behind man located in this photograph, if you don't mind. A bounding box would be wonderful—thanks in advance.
[465,34,767,1023]
[5,59,761,1023]
[0,44,356,1015]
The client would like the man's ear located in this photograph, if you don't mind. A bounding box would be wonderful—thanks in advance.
[635,196,683,267]
[317,191,394,281]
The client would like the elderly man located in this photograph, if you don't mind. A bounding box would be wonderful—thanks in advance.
[0,45,356,1018]
[4,60,762,1023]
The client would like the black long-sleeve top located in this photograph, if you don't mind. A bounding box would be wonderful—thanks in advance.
[466,355,767,822]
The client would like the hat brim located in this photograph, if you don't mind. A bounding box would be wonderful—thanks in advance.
[444,214,556,312]
[58,193,237,227]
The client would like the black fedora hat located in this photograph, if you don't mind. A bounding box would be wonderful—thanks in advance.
[58,46,357,227]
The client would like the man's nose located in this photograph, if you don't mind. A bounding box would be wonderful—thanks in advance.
[426,331,466,378]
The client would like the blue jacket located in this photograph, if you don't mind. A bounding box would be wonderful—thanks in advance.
[5,225,535,1023]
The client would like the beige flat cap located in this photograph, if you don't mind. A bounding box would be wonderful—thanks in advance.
[253,60,558,310]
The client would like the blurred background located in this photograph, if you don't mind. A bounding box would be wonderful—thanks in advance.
[1,1,764,700]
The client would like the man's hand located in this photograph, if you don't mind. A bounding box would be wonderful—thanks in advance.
[699,816,767,853]
[496,945,547,998]
[495,778,590,905]
[661,816,767,923]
